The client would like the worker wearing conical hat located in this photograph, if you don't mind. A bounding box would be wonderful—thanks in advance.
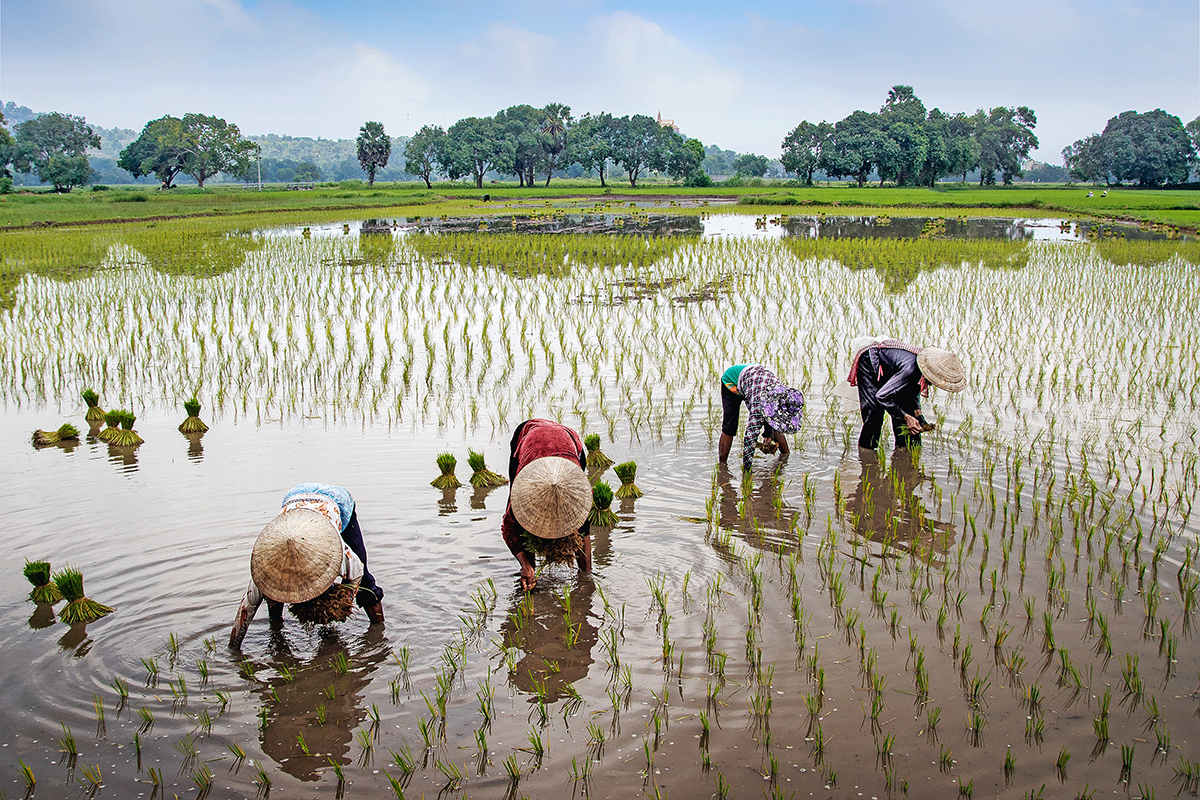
[502,419,593,592]
[229,483,384,648]
[848,337,966,450]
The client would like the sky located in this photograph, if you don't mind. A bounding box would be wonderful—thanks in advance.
[0,0,1197,162]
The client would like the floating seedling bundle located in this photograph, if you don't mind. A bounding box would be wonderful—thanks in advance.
[468,449,507,488]
[588,481,619,528]
[177,397,209,434]
[53,568,113,624]
[81,388,105,424]
[431,453,462,489]
[289,579,360,625]
[24,560,62,604]
[31,423,79,446]
[584,434,613,475]
[106,410,144,447]
[613,461,643,499]
[97,409,120,443]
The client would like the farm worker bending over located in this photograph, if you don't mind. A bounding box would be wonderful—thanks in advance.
[848,337,966,450]
[502,419,593,592]
[229,483,384,648]
[717,364,806,471]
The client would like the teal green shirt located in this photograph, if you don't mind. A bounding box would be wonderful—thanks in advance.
[721,364,753,391]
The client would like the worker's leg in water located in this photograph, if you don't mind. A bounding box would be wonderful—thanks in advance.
[576,532,593,573]
[718,383,742,463]
[859,403,885,449]
[267,600,284,626]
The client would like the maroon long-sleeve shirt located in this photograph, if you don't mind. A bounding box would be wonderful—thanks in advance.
[500,419,589,558]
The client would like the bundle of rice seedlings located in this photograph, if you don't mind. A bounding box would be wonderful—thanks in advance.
[177,397,209,434]
[522,531,584,564]
[289,579,360,624]
[431,453,462,489]
[97,410,121,443]
[613,461,644,499]
[31,423,80,446]
[588,481,619,528]
[468,449,507,488]
[54,568,114,624]
[109,410,144,447]
[584,434,614,474]
[24,560,62,604]
[82,388,105,424]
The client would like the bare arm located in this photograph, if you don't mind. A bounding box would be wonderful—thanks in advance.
[229,581,264,649]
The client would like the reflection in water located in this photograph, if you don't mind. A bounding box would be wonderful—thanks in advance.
[58,622,92,657]
[255,627,389,781]
[500,581,598,703]
[712,465,805,555]
[106,443,140,471]
[32,438,80,454]
[437,487,457,516]
[183,432,205,462]
[27,602,57,630]
[469,485,500,510]
[842,448,955,562]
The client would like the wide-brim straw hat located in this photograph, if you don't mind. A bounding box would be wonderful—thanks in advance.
[511,456,592,540]
[250,508,342,603]
[917,348,967,392]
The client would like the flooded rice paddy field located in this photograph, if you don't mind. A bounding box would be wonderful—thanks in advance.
[1,217,1199,799]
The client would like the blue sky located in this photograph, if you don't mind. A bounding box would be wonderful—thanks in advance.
[1,0,1196,160]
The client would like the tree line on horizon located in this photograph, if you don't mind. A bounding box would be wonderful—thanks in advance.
[1,92,1198,192]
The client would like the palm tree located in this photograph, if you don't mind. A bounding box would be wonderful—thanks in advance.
[539,103,572,186]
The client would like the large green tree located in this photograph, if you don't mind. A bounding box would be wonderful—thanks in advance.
[495,105,543,186]
[443,116,503,188]
[118,116,190,188]
[976,106,1038,185]
[404,124,445,189]
[1062,134,1108,183]
[819,111,882,187]
[780,120,832,185]
[877,86,928,186]
[568,113,617,187]
[12,112,100,191]
[611,114,661,187]
[356,121,391,186]
[0,110,13,179]
[1100,110,1191,186]
[180,113,257,188]
[945,112,981,183]
[733,153,771,177]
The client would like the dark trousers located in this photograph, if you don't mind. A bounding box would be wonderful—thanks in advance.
[341,510,383,607]
[855,362,921,450]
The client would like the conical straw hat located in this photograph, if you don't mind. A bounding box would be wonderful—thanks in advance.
[511,456,592,540]
[917,348,967,392]
[250,508,343,603]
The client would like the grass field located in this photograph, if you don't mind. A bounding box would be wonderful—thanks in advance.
[0,181,1196,231]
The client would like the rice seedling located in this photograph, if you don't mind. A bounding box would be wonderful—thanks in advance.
[58,721,77,759]
[467,448,507,487]
[81,387,105,423]
[1121,743,1136,783]
[192,763,214,795]
[80,763,102,796]
[178,396,209,433]
[588,481,619,527]
[253,764,271,796]
[613,460,644,498]
[23,560,62,604]
[31,422,80,446]
[584,433,614,474]
[431,452,462,488]
[50,566,113,624]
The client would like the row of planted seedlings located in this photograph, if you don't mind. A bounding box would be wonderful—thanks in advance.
[2,231,1198,463]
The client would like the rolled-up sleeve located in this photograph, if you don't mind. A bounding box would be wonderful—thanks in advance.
[229,581,264,649]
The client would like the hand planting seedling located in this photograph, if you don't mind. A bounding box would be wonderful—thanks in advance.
[289,579,361,624]
[53,567,114,624]
[431,452,462,489]
[31,423,80,446]
[468,449,507,487]
[613,461,644,499]
[178,397,209,434]
[24,560,63,604]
